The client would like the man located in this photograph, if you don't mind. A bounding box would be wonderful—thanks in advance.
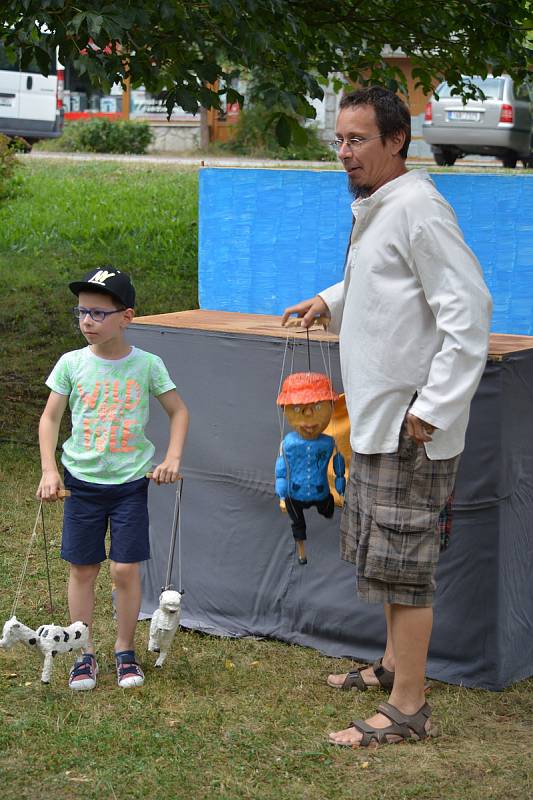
[282,87,492,747]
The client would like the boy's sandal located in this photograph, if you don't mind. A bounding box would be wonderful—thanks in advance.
[329,701,438,748]
[116,650,145,688]
[327,658,395,691]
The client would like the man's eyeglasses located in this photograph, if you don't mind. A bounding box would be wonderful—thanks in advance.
[72,306,124,323]
[329,134,384,152]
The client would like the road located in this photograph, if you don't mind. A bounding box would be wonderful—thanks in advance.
[23,150,530,172]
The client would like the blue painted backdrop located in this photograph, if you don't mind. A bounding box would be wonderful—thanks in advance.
[198,169,533,334]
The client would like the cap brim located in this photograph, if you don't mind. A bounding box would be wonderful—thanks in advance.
[69,280,94,296]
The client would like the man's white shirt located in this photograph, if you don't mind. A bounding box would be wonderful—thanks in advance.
[319,169,493,459]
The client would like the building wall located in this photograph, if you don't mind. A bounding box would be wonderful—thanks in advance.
[146,122,201,153]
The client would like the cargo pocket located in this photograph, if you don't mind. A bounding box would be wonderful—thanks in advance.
[364,504,441,585]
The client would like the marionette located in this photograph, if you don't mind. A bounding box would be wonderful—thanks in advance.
[275,371,346,565]
[146,475,184,668]
[0,490,91,684]
[0,616,89,684]
[148,589,183,667]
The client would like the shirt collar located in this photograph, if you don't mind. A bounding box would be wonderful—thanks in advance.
[350,169,433,217]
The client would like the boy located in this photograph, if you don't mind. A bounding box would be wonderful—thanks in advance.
[37,267,189,690]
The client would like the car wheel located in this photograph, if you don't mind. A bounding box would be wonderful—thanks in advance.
[502,152,517,168]
[433,149,457,167]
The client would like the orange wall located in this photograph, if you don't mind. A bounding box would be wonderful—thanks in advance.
[385,57,438,116]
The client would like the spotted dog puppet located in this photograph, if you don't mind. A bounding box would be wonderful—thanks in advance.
[148,590,183,667]
[0,616,89,683]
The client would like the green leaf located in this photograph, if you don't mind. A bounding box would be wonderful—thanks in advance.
[288,117,307,146]
[275,114,291,147]
[86,14,104,37]
[34,47,52,77]
[174,86,199,115]
[71,12,87,34]
[226,87,244,107]
[196,61,221,84]
[198,85,221,110]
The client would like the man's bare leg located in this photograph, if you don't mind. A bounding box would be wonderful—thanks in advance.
[329,604,432,745]
[327,603,395,688]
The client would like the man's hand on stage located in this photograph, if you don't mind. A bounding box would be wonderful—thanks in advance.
[281,296,330,329]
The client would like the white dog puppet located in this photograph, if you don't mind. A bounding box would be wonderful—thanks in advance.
[0,616,89,684]
[148,589,183,667]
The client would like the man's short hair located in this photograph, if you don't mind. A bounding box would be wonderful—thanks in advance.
[339,87,411,159]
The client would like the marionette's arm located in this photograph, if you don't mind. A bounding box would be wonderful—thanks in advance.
[333,451,346,495]
[275,447,289,499]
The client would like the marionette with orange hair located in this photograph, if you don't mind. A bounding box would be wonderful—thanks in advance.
[276,372,346,564]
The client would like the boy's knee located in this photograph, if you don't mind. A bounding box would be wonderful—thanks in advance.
[110,560,140,586]
[70,562,100,583]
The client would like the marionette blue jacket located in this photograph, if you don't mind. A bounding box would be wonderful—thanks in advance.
[275,431,346,502]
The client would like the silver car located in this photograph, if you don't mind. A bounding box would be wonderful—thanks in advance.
[422,75,532,168]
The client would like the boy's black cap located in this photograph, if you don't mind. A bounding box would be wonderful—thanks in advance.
[69,267,135,308]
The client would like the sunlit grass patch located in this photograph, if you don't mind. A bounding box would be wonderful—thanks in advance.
[0,161,198,444]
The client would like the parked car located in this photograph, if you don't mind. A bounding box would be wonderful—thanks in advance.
[422,75,532,168]
[0,42,63,146]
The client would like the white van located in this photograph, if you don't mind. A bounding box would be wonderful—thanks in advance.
[0,43,63,144]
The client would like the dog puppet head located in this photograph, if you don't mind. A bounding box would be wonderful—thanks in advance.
[158,590,183,614]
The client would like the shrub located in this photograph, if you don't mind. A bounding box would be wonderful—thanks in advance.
[0,134,23,201]
[56,118,153,154]
[221,104,335,161]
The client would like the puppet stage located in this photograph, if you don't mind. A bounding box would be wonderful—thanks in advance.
[128,312,533,690]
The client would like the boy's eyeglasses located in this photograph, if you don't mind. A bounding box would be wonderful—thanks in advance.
[329,134,384,152]
[72,306,124,323]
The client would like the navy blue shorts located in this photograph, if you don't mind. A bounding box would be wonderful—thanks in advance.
[61,470,150,565]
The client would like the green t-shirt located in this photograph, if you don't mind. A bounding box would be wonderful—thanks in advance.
[46,346,176,484]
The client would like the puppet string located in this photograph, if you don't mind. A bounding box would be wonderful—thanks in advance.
[177,478,183,593]
[178,481,182,593]
[319,336,339,445]
[277,335,290,443]
[10,501,43,618]
[277,334,297,445]
[165,478,183,592]
[40,503,54,614]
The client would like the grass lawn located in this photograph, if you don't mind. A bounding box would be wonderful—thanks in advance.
[0,160,532,800]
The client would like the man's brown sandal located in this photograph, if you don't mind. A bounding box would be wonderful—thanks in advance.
[329,701,439,748]
[326,658,395,691]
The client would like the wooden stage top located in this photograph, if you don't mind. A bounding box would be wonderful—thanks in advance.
[132,309,533,358]
[132,309,335,342]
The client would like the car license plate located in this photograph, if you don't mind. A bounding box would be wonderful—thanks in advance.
[448,110,480,122]
[0,97,13,107]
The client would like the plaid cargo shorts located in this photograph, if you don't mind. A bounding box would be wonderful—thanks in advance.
[340,426,461,607]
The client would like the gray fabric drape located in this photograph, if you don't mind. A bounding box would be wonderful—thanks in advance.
[129,323,533,690]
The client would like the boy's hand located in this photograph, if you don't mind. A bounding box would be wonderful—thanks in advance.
[150,459,181,484]
[37,470,63,501]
